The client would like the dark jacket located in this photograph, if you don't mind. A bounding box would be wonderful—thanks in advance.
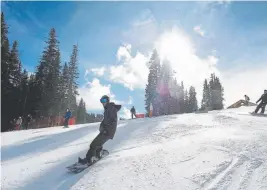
[100,102,121,139]
[27,115,32,123]
[257,93,267,104]
[130,107,136,113]
[65,111,72,119]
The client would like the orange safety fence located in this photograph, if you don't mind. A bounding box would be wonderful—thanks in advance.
[136,113,145,118]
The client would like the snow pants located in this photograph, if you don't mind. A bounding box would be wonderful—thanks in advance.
[255,102,266,114]
[86,132,109,161]
[131,112,137,119]
[64,118,69,127]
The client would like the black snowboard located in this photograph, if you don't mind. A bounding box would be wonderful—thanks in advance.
[249,112,267,117]
[67,150,109,173]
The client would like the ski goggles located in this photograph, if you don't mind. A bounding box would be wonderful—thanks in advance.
[100,97,108,103]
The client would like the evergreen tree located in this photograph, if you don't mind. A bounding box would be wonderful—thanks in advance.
[212,76,224,110]
[169,78,180,114]
[67,45,79,116]
[77,98,87,124]
[201,79,211,110]
[158,60,173,115]
[1,12,11,92]
[1,12,12,131]
[59,62,70,113]
[208,73,224,110]
[184,89,189,113]
[179,81,185,113]
[20,69,29,117]
[49,51,62,116]
[9,41,24,118]
[9,41,22,87]
[36,28,61,117]
[188,86,198,112]
[25,74,39,117]
[145,49,161,115]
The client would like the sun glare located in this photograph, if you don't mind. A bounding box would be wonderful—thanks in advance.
[155,27,219,102]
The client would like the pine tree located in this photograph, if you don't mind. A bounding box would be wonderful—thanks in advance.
[1,12,11,92]
[67,45,79,117]
[208,73,224,110]
[59,62,70,113]
[158,60,172,115]
[25,74,39,117]
[169,78,180,114]
[49,51,62,116]
[77,98,87,124]
[1,12,15,131]
[9,41,22,87]
[201,79,211,110]
[145,49,161,115]
[188,86,198,112]
[20,69,29,117]
[179,81,185,113]
[184,89,189,113]
[35,28,61,117]
[77,98,83,124]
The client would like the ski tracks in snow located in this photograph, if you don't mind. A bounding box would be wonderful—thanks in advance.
[193,125,267,189]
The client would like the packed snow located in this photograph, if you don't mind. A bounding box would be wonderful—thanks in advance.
[1,106,267,190]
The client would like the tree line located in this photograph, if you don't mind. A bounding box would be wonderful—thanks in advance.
[145,49,224,116]
[1,12,101,131]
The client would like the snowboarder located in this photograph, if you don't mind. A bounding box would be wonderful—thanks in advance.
[130,106,137,119]
[253,90,267,114]
[24,114,32,130]
[244,95,250,106]
[64,108,72,128]
[78,95,121,165]
[16,117,23,130]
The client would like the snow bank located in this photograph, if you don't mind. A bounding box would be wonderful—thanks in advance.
[1,106,267,190]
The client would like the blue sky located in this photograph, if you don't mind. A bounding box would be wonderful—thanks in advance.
[2,1,267,118]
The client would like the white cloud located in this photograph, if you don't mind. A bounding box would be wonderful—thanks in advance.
[90,67,106,77]
[78,78,116,110]
[78,78,134,110]
[117,44,132,62]
[101,44,150,90]
[194,25,205,37]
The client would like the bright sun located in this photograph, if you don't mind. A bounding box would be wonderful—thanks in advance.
[155,27,219,102]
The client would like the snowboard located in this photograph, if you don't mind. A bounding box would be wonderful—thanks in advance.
[249,112,267,117]
[67,149,109,173]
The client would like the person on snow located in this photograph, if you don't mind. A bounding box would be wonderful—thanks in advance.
[244,95,250,106]
[64,108,72,127]
[130,106,137,119]
[254,90,267,114]
[78,95,121,165]
[16,117,23,130]
[24,114,32,130]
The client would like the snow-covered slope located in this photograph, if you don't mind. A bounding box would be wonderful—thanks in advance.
[1,106,267,190]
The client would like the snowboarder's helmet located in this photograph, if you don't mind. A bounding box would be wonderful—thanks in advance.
[264,90,267,94]
[100,95,110,103]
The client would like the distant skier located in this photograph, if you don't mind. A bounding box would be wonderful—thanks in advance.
[16,117,23,130]
[244,95,250,106]
[130,106,137,119]
[78,95,121,165]
[253,90,267,114]
[24,114,32,130]
[64,108,72,128]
